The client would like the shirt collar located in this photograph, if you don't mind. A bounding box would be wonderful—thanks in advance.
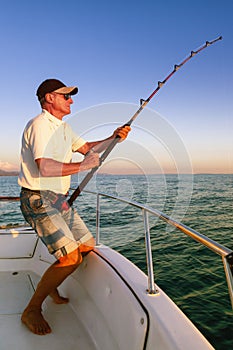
[42,109,64,127]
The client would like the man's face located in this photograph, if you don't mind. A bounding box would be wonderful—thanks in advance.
[46,92,73,119]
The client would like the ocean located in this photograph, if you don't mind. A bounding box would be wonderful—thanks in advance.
[0,174,232,349]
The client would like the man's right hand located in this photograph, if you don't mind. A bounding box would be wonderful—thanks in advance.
[80,152,100,171]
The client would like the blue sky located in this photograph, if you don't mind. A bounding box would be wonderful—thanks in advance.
[0,0,232,174]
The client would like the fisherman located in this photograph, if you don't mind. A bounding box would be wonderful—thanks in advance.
[18,78,131,335]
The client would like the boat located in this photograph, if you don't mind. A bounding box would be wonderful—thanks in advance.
[0,189,232,350]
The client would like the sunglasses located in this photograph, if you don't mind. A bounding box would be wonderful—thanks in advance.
[51,92,72,101]
[64,94,72,100]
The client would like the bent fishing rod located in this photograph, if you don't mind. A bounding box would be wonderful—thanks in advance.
[68,36,222,207]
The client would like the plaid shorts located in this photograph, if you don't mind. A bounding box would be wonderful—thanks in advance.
[20,188,93,259]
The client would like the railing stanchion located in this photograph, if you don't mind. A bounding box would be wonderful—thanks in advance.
[222,255,233,309]
[142,209,157,294]
[96,194,100,246]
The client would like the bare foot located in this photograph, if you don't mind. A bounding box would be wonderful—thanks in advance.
[21,308,51,335]
[50,289,69,304]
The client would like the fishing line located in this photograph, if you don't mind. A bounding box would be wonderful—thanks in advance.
[68,36,222,206]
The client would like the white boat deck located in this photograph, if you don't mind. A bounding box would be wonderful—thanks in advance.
[0,270,96,350]
[0,229,216,350]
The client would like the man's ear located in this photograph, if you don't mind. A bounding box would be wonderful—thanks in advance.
[44,93,54,103]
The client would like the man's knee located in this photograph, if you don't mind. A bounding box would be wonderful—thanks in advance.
[79,237,95,255]
[56,248,82,268]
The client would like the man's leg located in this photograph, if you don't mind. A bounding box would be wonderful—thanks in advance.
[49,237,95,303]
[20,192,95,335]
[49,288,70,304]
[21,248,82,335]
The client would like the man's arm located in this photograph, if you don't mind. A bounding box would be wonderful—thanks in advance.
[35,152,99,177]
[36,125,131,177]
[76,125,131,155]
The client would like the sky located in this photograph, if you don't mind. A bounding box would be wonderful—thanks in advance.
[0,0,232,175]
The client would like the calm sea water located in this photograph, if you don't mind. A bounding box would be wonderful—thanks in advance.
[0,174,232,349]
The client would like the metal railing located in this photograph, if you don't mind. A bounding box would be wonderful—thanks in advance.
[83,190,233,309]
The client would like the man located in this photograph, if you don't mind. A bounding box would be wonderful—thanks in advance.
[18,78,131,335]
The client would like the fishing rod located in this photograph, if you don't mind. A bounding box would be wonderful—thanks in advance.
[68,36,222,206]
[0,196,20,201]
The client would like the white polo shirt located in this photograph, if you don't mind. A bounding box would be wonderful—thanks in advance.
[18,109,86,194]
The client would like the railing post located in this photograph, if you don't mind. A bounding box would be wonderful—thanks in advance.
[142,209,157,294]
[222,253,233,309]
[96,194,100,246]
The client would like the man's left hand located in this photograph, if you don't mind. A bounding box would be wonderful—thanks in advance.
[113,125,131,142]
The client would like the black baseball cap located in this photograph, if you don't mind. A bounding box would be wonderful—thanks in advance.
[36,78,78,101]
